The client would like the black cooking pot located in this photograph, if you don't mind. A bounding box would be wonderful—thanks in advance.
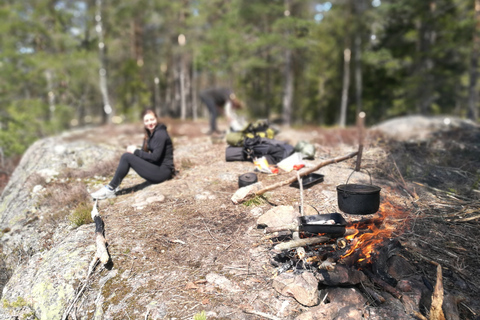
[336,171,381,215]
[238,172,258,188]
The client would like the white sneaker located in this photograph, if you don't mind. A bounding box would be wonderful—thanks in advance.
[90,186,116,200]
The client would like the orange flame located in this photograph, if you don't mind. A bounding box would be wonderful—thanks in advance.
[341,198,410,264]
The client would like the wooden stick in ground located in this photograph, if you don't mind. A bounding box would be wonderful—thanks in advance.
[429,261,446,320]
[231,151,359,204]
[355,112,365,172]
[297,171,304,216]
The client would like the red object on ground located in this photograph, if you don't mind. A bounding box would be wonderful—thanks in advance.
[293,164,305,170]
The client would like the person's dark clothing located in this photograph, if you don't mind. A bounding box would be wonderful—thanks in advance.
[109,124,174,189]
[200,88,233,133]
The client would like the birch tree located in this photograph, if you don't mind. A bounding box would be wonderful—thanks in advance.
[95,0,113,124]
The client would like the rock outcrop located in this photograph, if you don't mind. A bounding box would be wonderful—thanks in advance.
[0,131,117,319]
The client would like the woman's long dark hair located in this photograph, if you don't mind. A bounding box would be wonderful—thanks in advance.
[141,108,159,152]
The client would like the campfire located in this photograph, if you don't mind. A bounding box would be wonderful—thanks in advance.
[269,197,410,274]
[261,196,455,319]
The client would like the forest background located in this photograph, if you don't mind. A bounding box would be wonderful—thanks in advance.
[1,0,480,161]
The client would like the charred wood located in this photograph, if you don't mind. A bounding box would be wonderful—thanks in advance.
[362,268,402,299]
[363,286,386,305]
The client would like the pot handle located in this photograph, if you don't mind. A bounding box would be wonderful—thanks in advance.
[345,168,373,185]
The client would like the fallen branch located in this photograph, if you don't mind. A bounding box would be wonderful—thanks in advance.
[264,223,299,233]
[261,230,293,240]
[232,151,358,204]
[412,182,472,201]
[62,259,99,320]
[63,200,110,320]
[243,308,282,320]
[391,155,418,199]
[363,286,386,304]
[450,213,480,222]
[89,201,110,267]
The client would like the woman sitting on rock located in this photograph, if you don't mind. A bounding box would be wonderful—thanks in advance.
[90,108,175,200]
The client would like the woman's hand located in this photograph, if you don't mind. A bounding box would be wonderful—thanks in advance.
[126,145,137,154]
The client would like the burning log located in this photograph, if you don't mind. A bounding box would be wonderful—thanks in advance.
[273,235,331,251]
[231,151,359,204]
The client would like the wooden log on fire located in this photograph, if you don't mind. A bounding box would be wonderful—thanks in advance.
[273,235,331,251]
[231,151,359,204]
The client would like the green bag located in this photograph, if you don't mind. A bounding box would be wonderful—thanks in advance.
[295,141,316,159]
[226,131,245,147]
[226,120,276,146]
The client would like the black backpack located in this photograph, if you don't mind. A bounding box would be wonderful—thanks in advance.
[243,136,294,164]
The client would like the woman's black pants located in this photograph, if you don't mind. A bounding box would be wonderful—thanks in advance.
[109,153,172,189]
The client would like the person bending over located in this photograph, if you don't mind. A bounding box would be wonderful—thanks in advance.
[199,87,243,134]
[90,109,175,200]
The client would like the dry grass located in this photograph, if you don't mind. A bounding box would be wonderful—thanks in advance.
[68,202,93,228]
[60,156,120,180]
[368,129,480,319]
[25,173,47,191]
[39,181,91,226]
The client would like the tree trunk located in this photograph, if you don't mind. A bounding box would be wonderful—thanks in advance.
[416,2,436,115]
[468,0,480,121]
[354,35,362,116]
[339,47,351,128]
[192,55,198,121]
[95,0,113,124]
[180,56,187,120]
[353,0,364,116]
[154,76,161,117]
[282,49,294,126]
[282,0,293,126]
[44,69,55,122]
